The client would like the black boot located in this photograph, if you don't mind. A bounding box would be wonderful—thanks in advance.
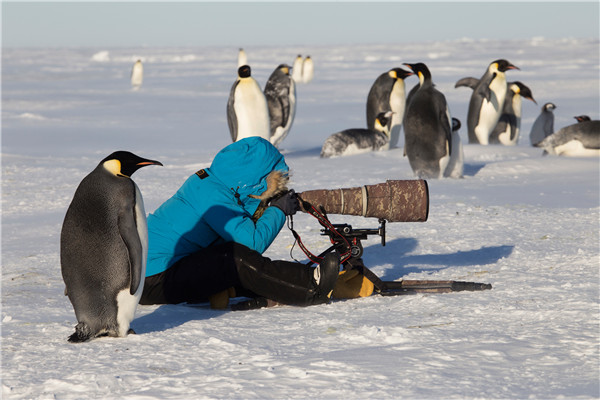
[232,243,340,306]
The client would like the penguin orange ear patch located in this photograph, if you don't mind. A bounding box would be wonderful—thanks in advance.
[103,159,123,177]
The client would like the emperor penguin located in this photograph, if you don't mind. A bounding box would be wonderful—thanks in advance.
[292,54,303,82]
[131,59,143,90]
[529,102,556,146]
[227,65,270,142]
[264,64,296,148]
[302,55,314,83]
[489,81,536,145]
[366,68,414,149]
[459,59,519,144]
[237,48,248,68]
[321,111,393,158]
[403,63,461,179]
[536,120,600,156]
[61,151,162,342]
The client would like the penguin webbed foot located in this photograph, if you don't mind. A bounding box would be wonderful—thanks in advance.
[127,328,136,335]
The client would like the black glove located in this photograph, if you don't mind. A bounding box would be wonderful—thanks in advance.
[270,189,300,216]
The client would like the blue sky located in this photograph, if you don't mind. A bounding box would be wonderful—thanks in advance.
[2,2,599,47]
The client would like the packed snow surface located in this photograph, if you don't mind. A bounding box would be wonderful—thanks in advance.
[2,38,599,399]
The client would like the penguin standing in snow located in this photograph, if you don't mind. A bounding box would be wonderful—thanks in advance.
[130,59,143,90]
[292,54,303,82]
[302,56,314,83]
[366,68,414,149]
[403,62,462,179]
[321,111,393,158]
[458,59,519,144]
[529,102,556,146]
[237,48,248,68]
[61,151,162,342]
[227,65,270,142]
[264,64,296,148]
[489,81,536,145]
[536,119,600,156]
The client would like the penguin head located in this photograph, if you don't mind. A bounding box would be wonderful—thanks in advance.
[238,65,252,79]
[491,59,519,73]
[101,151,163,178]
[277,64,292,75]
[510,81,536,104]
[542,102,556,112]
[574,115,591,123]
[403,63,431,86]
[374,111,394,135]
[389,67,414,81]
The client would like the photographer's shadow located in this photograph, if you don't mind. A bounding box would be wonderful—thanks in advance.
[132,303,223,335]
[364,237,514,281]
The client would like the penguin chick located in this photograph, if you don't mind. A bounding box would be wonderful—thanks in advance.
[530,102,556,146]
[61,151,162,343]
[227,65,270,142]
[264,64,296,148]
[489,81,536,145]
[321,111,393,158]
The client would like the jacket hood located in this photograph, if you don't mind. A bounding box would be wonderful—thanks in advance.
[208,137,289,214]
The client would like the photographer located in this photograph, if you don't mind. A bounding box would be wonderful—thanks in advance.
[140,137,339,308]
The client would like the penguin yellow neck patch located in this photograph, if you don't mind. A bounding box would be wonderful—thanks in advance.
[103,159,127,177]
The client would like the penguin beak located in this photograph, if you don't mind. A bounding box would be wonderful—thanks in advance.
[137,160,163,167]
[507,64,519,71]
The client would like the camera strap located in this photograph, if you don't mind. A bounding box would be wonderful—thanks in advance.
[288,198,353,264]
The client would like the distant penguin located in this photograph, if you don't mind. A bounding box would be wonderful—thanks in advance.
[227,65,270,142]
[574,115,591,123]
[366,68,414,149]
[302,55,314,83]
[403,63,461,179]
[131,59,143,90]
[529,102,556,146]
[264,64,296,148]
[237,48,248,68]
[489,81,536,145]
[61,151,162,342]
[292,54,303,82]
[459,59,519,144]
[321,111,393,158]
[536,120,600,156]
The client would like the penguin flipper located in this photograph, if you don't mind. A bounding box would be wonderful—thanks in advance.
[118,204,143,295]
[227,82,239,142]
[477,73,497,102]
[455,77,478,89]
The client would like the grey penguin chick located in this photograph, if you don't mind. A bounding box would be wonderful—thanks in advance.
[321,111,393,158]
[536,120,600,156]
[529,102,556,146]
[61,151,162,342]
[264,64,296,148]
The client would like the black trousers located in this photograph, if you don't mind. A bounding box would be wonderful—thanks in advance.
[140,242,316,306]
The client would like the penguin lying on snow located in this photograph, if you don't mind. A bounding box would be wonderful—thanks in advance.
[227,65,270,142]
[489,81,536,145]
[264,64,296,148]
[575,115,591,123]
[321,111,393,158]
[403,62,463,179]
[530,102,556,146]
[536,119,600,157]
[456,59,519,145]
[366,68,413,149]
[61,151,162,342]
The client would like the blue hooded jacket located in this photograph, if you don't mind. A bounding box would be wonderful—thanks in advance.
[146,137,289,277]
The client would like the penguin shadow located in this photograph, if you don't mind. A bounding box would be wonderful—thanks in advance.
[463,163,486,177]
[133,303,223,335]
[362,237,513,281]
[280,147,322,158]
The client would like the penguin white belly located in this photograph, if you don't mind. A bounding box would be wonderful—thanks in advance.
[444,130,464,178]
[553,140,600,157]
[497,126,513,145]
[234,81,270,141]
[131,63,143,90]
[475,78,507,145]
[388,81,406,148]
[499,96,522,146]
[116,183,147,337]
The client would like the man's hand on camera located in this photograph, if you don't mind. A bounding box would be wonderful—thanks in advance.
[270,189,300,216]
